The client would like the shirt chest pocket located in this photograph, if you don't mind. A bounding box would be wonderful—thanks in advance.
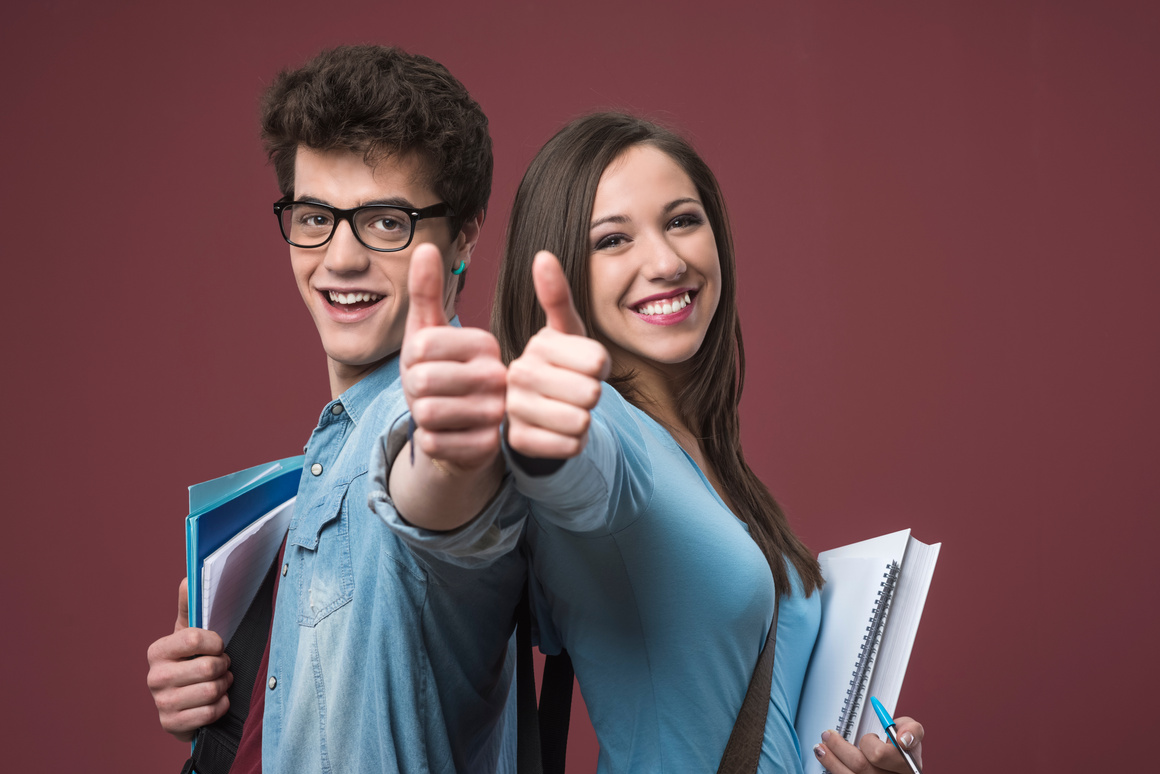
[290,486,355,627]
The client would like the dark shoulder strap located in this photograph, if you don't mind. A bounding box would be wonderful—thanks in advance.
[538,650,574,773]
[717,595,781,774]
[518,586,780,774]
[181,550,280,774]
[517,586,544,774]
[517,583,574,774]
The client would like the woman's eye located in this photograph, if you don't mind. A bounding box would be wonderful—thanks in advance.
[594,234,629,250]
[669,213,703,230]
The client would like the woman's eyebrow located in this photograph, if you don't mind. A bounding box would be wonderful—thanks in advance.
[663,197,701,213]
[591,198,703,229]
[590,213,629,229]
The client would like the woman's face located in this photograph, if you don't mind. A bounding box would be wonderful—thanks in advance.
[587,144,721,379]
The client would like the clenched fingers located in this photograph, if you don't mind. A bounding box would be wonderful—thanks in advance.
[401,325,501,370]
[413,426,504,468]
[522,328,610,381]
[860,717,924,772]
[507,421,589,459]
[149,626,225,664]
[404,358,507,402]
[507,357,603,410]
[813,722,924,774]
[155,682,231,739]
[507,389,593,438]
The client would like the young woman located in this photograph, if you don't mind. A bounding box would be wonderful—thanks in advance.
[493,112,925,773]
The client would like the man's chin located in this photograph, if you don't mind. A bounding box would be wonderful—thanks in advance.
[326,350,399,370]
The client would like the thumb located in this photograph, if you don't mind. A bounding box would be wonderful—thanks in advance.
[405,243,449,338]
[176,577,190,631]
[533,251,585,336]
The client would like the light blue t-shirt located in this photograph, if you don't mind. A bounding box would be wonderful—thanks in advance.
[512,383,821,773]
[262,357,525,773]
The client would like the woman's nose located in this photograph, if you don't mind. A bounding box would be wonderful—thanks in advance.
[644,236,686,281]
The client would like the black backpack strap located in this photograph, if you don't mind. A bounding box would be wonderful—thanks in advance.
[516,584,544,774]
[717,595,781,774]
[181,550,280,774]
[516,579,575,774]
[538,649,574,774]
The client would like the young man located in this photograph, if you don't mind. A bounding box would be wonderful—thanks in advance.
[146,45,525,773]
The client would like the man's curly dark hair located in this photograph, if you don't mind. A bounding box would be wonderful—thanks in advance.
[260,44,493,240]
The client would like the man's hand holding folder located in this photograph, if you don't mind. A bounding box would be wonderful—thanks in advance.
[146,577,233,741]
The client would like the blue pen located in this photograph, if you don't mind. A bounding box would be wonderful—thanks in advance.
[870,696,921,774]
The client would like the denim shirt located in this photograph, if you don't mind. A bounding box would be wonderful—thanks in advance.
[262,358,526,773]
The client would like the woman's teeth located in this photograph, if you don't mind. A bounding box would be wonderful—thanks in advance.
[635,292,691,316]
[328,291,383,305]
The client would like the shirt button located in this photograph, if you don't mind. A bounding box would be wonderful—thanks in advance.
[268,676,277,690]
[281,563,288,577]
[310,463,323,476]
[331,403,344,415]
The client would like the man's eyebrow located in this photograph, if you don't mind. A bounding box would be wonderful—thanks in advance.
[294,194,417,209]
[363,197,417,208]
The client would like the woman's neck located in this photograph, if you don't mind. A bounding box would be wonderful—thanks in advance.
[615,361,686,436]
[615,362,736,511]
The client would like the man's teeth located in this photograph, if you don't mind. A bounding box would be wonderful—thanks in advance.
[635,292,692,316]
[328,291,383,305]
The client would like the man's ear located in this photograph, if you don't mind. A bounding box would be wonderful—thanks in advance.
[455,210,484,264]
[446,211,485,312]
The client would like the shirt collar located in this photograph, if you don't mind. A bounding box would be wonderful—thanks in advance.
[319,315,461,428]
[323,358,399,428]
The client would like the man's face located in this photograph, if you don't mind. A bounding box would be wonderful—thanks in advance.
[289,147,478,395]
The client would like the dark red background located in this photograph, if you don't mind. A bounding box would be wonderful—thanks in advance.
[2,2,1156,771]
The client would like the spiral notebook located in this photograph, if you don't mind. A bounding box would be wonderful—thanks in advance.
[795,529,940,773]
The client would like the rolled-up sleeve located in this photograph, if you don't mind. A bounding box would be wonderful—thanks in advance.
[367,411,528,568]
[505,383,654,535]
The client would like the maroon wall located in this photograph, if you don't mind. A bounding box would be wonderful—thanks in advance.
[2,2,1157,771]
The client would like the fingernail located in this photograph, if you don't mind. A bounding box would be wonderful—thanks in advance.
[813,744,825,758]
[821,730,833,743]
[900,732,915,749]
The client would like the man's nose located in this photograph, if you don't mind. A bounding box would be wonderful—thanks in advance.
[323,219,371,272]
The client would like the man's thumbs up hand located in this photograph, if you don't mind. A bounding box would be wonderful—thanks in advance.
[399,244,506,471]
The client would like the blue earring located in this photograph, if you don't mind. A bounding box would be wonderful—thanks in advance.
[452,260,467,275]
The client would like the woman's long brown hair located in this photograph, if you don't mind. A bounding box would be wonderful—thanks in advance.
[492,112,822,597]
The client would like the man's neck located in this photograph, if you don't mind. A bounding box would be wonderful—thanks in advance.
[328,354,394,399]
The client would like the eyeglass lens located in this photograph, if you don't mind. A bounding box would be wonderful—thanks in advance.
[280,203,413,249]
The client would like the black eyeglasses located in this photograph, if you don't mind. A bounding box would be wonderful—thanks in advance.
[273,198,456,252]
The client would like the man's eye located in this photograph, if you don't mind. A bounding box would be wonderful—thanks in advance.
[303,214,332,228]
[370,217,405,232]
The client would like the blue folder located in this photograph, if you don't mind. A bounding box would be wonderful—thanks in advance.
[184,456,304,628]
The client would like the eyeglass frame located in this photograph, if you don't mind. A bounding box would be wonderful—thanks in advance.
[272,197,456,252]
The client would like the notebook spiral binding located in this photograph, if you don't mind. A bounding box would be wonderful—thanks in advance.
[835,560,900,740]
